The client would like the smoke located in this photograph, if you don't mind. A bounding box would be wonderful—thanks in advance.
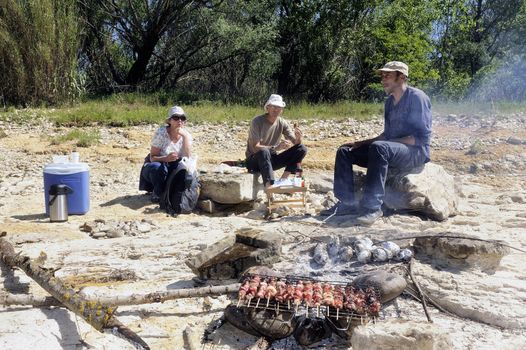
[468,54,526,102]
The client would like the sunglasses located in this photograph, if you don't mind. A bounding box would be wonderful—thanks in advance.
[170,115,187,121]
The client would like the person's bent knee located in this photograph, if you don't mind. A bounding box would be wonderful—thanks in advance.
[296,143,307,156]
[255,148,272,160]
[368,141,390,159]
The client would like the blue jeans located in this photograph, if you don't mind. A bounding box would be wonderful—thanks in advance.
[334,141,427,211]
[140,161,180,197]
[246,144,307,185]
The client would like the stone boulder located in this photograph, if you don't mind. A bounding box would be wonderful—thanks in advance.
[413,233,510,274]
[352,162,458,221]
[185,227,282,279]
[383,163,459,221]
[351,270,407,303]
[351,320,453,350]
[200,172,264,204]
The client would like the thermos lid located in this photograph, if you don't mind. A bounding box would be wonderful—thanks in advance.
[49,184,74,195]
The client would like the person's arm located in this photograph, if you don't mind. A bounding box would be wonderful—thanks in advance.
[344,133,385,148]
[175,128,192,157]
[149,146,178,162]
[292,122,302,145]
[149,128,180,162]
[391,135,416,145]
[407,92,432,147]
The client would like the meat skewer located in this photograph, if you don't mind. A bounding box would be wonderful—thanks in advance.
[237,278,250,307]
[293,281,304,313]
[313,282,323,317]
[265,278,277,307]
[285,283,295,309]
[333,285,344,320]
[365,287,381,315]
[275,279,287,303]
[255,279,268,308]
[246,275,261,306]
[303,281,313,315]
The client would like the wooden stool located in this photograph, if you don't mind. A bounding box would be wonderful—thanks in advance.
[266,185,307,212]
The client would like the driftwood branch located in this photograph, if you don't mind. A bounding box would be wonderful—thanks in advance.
[408,259,433,323]
[0,234,149,349]
[1,283,241,307]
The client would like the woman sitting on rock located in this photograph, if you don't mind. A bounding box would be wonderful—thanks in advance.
[139,106,193,203]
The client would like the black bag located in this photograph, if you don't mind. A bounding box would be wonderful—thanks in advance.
[160,163,200,216]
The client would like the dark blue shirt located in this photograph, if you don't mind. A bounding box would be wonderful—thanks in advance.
[384,86,432,161]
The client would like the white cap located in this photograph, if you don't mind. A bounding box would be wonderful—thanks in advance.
[167,106,186,118]
[264,94,286,109]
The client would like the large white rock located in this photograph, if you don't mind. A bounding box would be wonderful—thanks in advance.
[200,173,264,204]
[383,163,459,221]
[351,319,454,350]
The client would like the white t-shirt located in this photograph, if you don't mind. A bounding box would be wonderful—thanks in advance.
[151,126,193,157]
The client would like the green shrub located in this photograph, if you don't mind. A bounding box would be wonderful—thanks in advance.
[50,130,100,147]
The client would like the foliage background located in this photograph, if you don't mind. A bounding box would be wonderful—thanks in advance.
[1,0,525,107]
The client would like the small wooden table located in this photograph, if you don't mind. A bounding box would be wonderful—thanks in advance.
[266,185,308,212]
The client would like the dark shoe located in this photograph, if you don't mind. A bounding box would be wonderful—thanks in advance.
[320,202,358,216]
[355,209,383,226]
[151,193,160,203]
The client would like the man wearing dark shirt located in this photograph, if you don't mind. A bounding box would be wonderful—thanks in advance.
[321,61,432,225]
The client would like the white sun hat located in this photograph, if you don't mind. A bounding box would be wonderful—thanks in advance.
[167,105,186,118]
[264,94,286,109]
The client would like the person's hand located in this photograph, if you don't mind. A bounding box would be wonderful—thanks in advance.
[342,140,364,148]
[165,151,179,162]
[294,124,302,142]
[275,139,292,151]
[174,127,190,138]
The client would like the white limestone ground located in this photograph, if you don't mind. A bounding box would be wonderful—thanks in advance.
[0,114,525,349]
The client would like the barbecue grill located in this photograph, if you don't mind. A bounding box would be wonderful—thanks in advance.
[236,273,379,331]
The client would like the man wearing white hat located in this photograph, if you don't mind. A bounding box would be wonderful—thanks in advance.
[322,61,432,225]
[245,94,307,189]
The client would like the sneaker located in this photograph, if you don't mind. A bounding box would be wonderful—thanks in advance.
[355,209,383,226]
[320,202,359,216]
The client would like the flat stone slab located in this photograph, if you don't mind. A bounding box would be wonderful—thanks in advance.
[413,233,510,273]
[200,172,264,204]
[185,227,282,279]
[351,319,453,350]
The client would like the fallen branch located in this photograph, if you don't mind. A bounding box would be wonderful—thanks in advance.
[1,283,241,307]
[0,234,149,349]
[408,259,433,323]
[375,234,526,254]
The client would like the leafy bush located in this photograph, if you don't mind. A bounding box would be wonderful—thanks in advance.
[50,130,100,147]
[0,0,81,106]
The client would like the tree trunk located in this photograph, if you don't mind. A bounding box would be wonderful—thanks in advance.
[1,283,241,307]
[0,235,149,349]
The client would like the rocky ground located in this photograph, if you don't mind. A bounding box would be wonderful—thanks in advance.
[0,112,526,349]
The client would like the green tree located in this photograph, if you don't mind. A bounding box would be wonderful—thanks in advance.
[345,0,439,100]
[0,0,80,106]
[273,0,379,102]
[80,0,276,94]
[432,0,525,99]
